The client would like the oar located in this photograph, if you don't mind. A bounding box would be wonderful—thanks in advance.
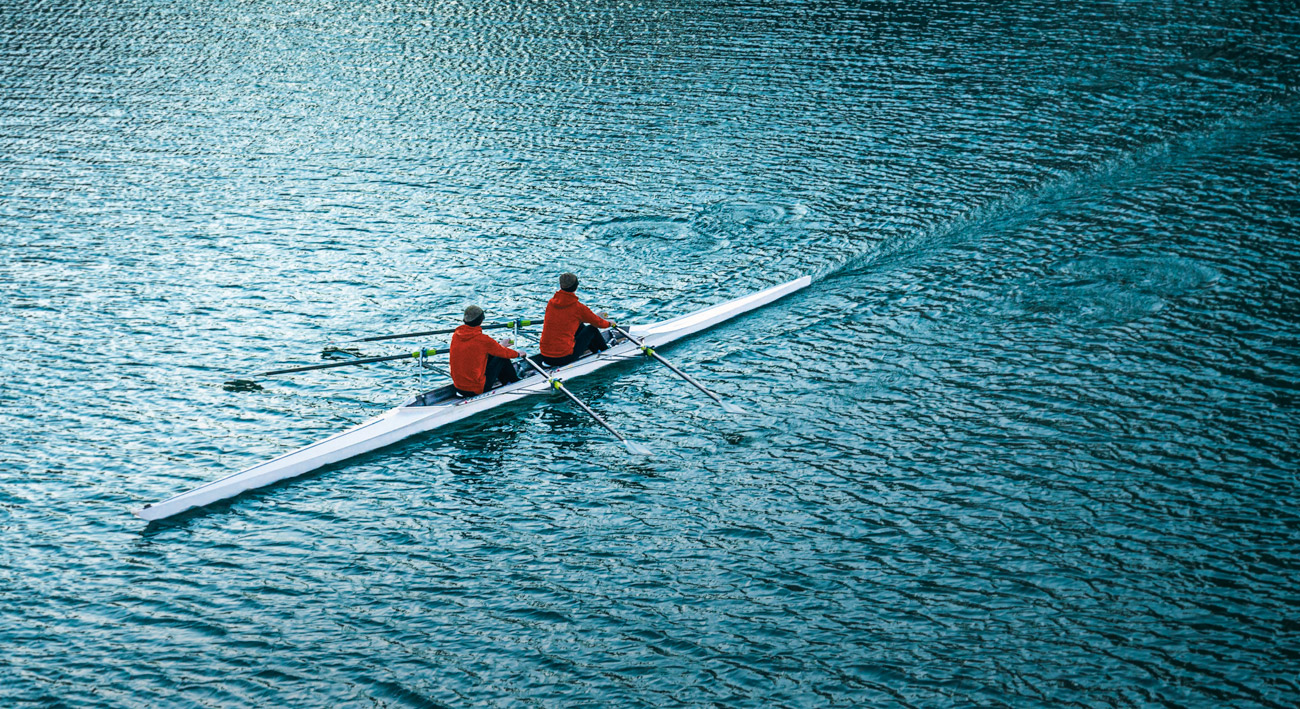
[350,319,536,344]
[614,326,747,414]
[522,356,652,456]
[255,347,444,377]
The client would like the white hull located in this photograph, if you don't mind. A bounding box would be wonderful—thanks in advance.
[135,276,811,521]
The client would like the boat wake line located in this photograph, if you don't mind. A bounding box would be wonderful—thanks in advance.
[814,99,1298,287]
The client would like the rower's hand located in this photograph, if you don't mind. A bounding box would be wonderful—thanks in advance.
[499,337,514,347]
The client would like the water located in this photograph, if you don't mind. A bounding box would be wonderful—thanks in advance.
[3,0,1298,705]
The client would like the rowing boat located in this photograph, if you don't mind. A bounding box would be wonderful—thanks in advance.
[135,276,811,521]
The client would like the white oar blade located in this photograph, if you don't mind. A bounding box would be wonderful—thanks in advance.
[720,401,749,415]
[624,440,653,457]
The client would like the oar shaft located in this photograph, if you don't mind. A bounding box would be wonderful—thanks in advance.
[522,356,630,444]
[353,329,449,343]
[557,383,629,443]
[614,326,725,405]
[257,348,442,377]
[648,348,725,405]
[353,319,535,343]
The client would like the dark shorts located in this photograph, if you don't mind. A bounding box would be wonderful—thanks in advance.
[455,354,519,397]
[541,324,608,367]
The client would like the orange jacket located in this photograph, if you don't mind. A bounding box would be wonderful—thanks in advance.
[539,290,610,358]
[450,324,520,394]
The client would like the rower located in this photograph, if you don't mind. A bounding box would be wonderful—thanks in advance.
[539,272,617,367]
[450,305,523,398]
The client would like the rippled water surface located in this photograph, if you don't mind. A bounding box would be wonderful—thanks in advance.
[3,0,1299,705]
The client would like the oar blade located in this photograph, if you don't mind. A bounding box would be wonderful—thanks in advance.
[720,401,749,415]
[223,379,264,392]
[623,440,653,457]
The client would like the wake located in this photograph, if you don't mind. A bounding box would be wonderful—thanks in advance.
[814,99,1295,285]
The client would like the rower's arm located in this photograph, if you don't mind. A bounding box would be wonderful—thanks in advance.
[481,333,520,359]
[578,303,610,329]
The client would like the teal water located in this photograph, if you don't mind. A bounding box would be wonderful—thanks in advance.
[3,0,1299,705]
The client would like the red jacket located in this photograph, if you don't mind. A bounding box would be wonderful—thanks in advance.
[540,290,610,358]
[450,324,520,394]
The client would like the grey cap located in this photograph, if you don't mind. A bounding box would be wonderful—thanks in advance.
[463,305,484,324]
[559,272,579,291]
